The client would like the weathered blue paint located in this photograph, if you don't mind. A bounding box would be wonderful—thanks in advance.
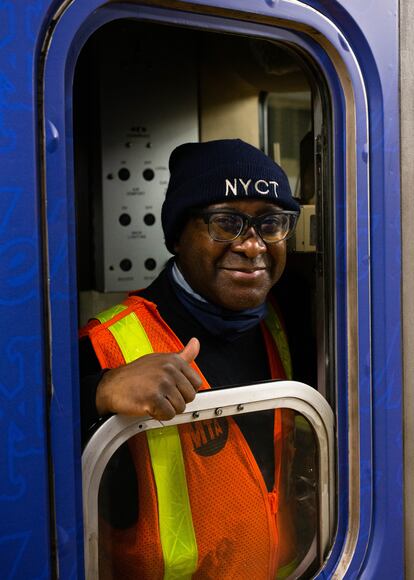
[0,2,52,578]
[0,1,401,579]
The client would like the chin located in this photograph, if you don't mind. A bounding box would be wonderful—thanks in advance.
[217,293,267,311]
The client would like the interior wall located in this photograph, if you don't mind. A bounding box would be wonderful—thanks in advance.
[199,35,310,145]
[200,36,260,145]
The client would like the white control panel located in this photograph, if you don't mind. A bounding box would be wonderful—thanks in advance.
[97,27,198,291]
[293,205,316,252]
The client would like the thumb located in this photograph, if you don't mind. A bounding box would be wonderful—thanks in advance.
[179,337,200,364]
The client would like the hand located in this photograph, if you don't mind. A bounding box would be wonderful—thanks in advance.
[95,337,202,420]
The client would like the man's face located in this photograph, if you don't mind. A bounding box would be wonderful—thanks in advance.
[174,199,287,311]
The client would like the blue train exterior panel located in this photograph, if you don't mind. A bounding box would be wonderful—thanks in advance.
[0,2,53,578]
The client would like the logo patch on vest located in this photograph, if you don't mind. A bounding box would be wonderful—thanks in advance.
[190,418,229,456]
[225,178,279,197]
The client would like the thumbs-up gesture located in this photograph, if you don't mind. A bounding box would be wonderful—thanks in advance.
[95,338,203,420]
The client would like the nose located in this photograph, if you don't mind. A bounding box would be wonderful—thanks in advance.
[231,226,267,258]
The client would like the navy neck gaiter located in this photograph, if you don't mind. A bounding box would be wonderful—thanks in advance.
[167,260,267,341]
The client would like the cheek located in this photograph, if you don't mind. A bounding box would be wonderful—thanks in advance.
[176,235,222,288]
[188,246,222,283]
[270,246,287,282]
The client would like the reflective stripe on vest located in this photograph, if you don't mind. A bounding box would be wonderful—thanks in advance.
[265,302,292,380]
[96,306,198,580]
[276,556,300,579]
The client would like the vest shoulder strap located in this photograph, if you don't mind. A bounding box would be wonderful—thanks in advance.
[265,300,292,380]
[91,298,199,579]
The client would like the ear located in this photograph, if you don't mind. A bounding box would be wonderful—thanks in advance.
[172,219,187,254]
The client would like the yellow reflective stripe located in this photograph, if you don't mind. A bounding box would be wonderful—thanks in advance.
[95,303,128,324]
[108,312,153,363]
[103,308,198,579]
[276,556,299,579]
[147,426,198,580]
[265,303,292,380]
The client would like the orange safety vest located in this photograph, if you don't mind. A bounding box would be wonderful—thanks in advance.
[81,295,296,580]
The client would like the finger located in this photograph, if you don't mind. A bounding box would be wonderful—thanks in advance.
[163,385,187,415]
[167,365,199,402]
[179,363,203,391]
[149,395,177,421]
[178,337,200,364]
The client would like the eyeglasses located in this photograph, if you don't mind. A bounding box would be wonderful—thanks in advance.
[193,209,299,244]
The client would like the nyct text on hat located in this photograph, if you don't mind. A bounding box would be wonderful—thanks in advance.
[161,138,301,253]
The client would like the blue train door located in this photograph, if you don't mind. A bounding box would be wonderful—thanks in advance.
[0,0,398,578]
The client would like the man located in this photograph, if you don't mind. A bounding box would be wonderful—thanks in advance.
[80,139,301,579]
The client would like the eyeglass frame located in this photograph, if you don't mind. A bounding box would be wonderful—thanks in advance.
[191,208,300,244]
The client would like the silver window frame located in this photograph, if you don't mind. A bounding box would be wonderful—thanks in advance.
[82,380,335,579]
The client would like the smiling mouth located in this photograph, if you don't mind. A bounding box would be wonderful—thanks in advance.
[220,267,267,273]
[219,267,268,279]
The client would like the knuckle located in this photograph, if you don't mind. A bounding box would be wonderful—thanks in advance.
[158,377,173,392]
[152,391,167,405]
[162,361,176,374]
[171,353,183,364]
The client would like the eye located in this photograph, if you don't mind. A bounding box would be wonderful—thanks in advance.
[261,215,284,232]
[211,214,243,235]
[260,215,290,240]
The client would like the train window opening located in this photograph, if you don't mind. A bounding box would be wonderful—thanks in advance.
[73,17,336,579]
[73,20,334,400]
[97,411,320,579]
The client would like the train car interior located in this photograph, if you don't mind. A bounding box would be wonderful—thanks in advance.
[73,18,336,580]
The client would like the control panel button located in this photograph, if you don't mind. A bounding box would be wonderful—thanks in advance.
[144,258,157,271]
[118,168,130,181]
[143,168,155,181]
[143,213,156,226]
[120,259,132,271]
[119,213,131,226]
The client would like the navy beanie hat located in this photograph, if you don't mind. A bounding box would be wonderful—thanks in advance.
[161,139,300,253]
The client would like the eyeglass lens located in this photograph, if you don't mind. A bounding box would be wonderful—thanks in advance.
[208,213,296,243]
